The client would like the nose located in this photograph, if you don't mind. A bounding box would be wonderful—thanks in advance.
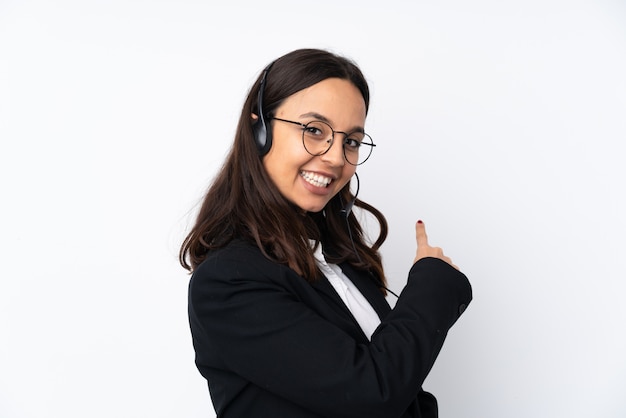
[320,136,345,167]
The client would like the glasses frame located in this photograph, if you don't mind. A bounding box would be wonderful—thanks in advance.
[271,117,375,166]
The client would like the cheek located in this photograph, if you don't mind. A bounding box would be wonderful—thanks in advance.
[336,166,357,190]
[265,134,309,168]
[262,146,307,186]
[263,157,286,189]
[344,165,358,180]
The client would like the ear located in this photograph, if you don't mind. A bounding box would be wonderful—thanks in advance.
[251,113,259,121]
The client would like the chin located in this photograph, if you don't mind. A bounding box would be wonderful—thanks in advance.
[296,201,329,214]
[301,206,326,214]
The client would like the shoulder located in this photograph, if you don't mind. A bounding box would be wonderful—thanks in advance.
[187,240,318,333]
[193,239,279,279]
[188,239,297,297]
[197,239,265,266]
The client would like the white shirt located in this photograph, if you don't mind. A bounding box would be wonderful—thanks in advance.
[312,244,382,340]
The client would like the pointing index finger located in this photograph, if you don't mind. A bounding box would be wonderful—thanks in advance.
[415,220,429,248]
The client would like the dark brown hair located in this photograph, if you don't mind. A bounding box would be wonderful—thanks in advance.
[179,48,389,288]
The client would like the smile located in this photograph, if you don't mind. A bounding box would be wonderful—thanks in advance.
[300,171,332,188]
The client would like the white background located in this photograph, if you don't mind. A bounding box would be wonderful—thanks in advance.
[1,1,625,417]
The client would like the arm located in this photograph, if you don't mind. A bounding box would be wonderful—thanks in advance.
[188,242,471,418]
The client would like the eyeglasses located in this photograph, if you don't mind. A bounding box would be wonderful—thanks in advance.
[272,117,375,166]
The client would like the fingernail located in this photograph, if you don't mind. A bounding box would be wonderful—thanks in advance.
[417,220,423,224]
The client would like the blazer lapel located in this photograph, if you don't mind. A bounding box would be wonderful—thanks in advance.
[310,272,371,342]
[339,262,392,320]
[310,274,352,314]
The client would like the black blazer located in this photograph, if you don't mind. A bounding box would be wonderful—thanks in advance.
[188,239,472,418]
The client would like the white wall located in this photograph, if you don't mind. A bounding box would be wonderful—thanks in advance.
[1,1,625,417]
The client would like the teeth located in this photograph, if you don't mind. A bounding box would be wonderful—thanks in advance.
[300,171,332,188]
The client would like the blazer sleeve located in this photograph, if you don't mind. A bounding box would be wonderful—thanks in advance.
[188,243,472,418]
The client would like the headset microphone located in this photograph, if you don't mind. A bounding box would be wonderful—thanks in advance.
[341,172,399,298]
[341,172,359,217]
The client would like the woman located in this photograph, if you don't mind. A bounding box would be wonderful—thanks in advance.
[180,48,472,417]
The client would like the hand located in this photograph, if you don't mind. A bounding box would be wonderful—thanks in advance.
[413,220,459,270]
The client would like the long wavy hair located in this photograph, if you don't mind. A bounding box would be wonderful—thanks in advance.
[179,48,389,289]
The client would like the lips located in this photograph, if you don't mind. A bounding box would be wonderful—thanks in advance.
[300,170,332,188]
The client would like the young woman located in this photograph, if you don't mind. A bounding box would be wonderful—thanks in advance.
[180,48,472,418]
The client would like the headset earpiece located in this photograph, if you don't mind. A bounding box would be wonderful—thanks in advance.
[252,63,274,155]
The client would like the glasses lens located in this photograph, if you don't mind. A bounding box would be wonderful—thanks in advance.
[344,133,374,165]
[302,121,333,155]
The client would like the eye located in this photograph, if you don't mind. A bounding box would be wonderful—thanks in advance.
[303,121,332,141]
[343,134,364,150]
[304,126,324,137]
[344,137,361,149]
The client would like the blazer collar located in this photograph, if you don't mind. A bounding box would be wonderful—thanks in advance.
[309,261,391,320]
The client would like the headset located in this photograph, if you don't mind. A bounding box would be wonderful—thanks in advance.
[253,62,360,221]
[252,61,397,298]
[342,173,399,298]
[252,62,275,156]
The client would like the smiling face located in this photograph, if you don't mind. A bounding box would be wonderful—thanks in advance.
[262,78,366,213]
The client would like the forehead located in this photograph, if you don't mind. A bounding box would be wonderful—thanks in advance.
[276,78,367,124]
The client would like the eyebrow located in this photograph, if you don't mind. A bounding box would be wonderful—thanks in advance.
[298,112,365,133]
